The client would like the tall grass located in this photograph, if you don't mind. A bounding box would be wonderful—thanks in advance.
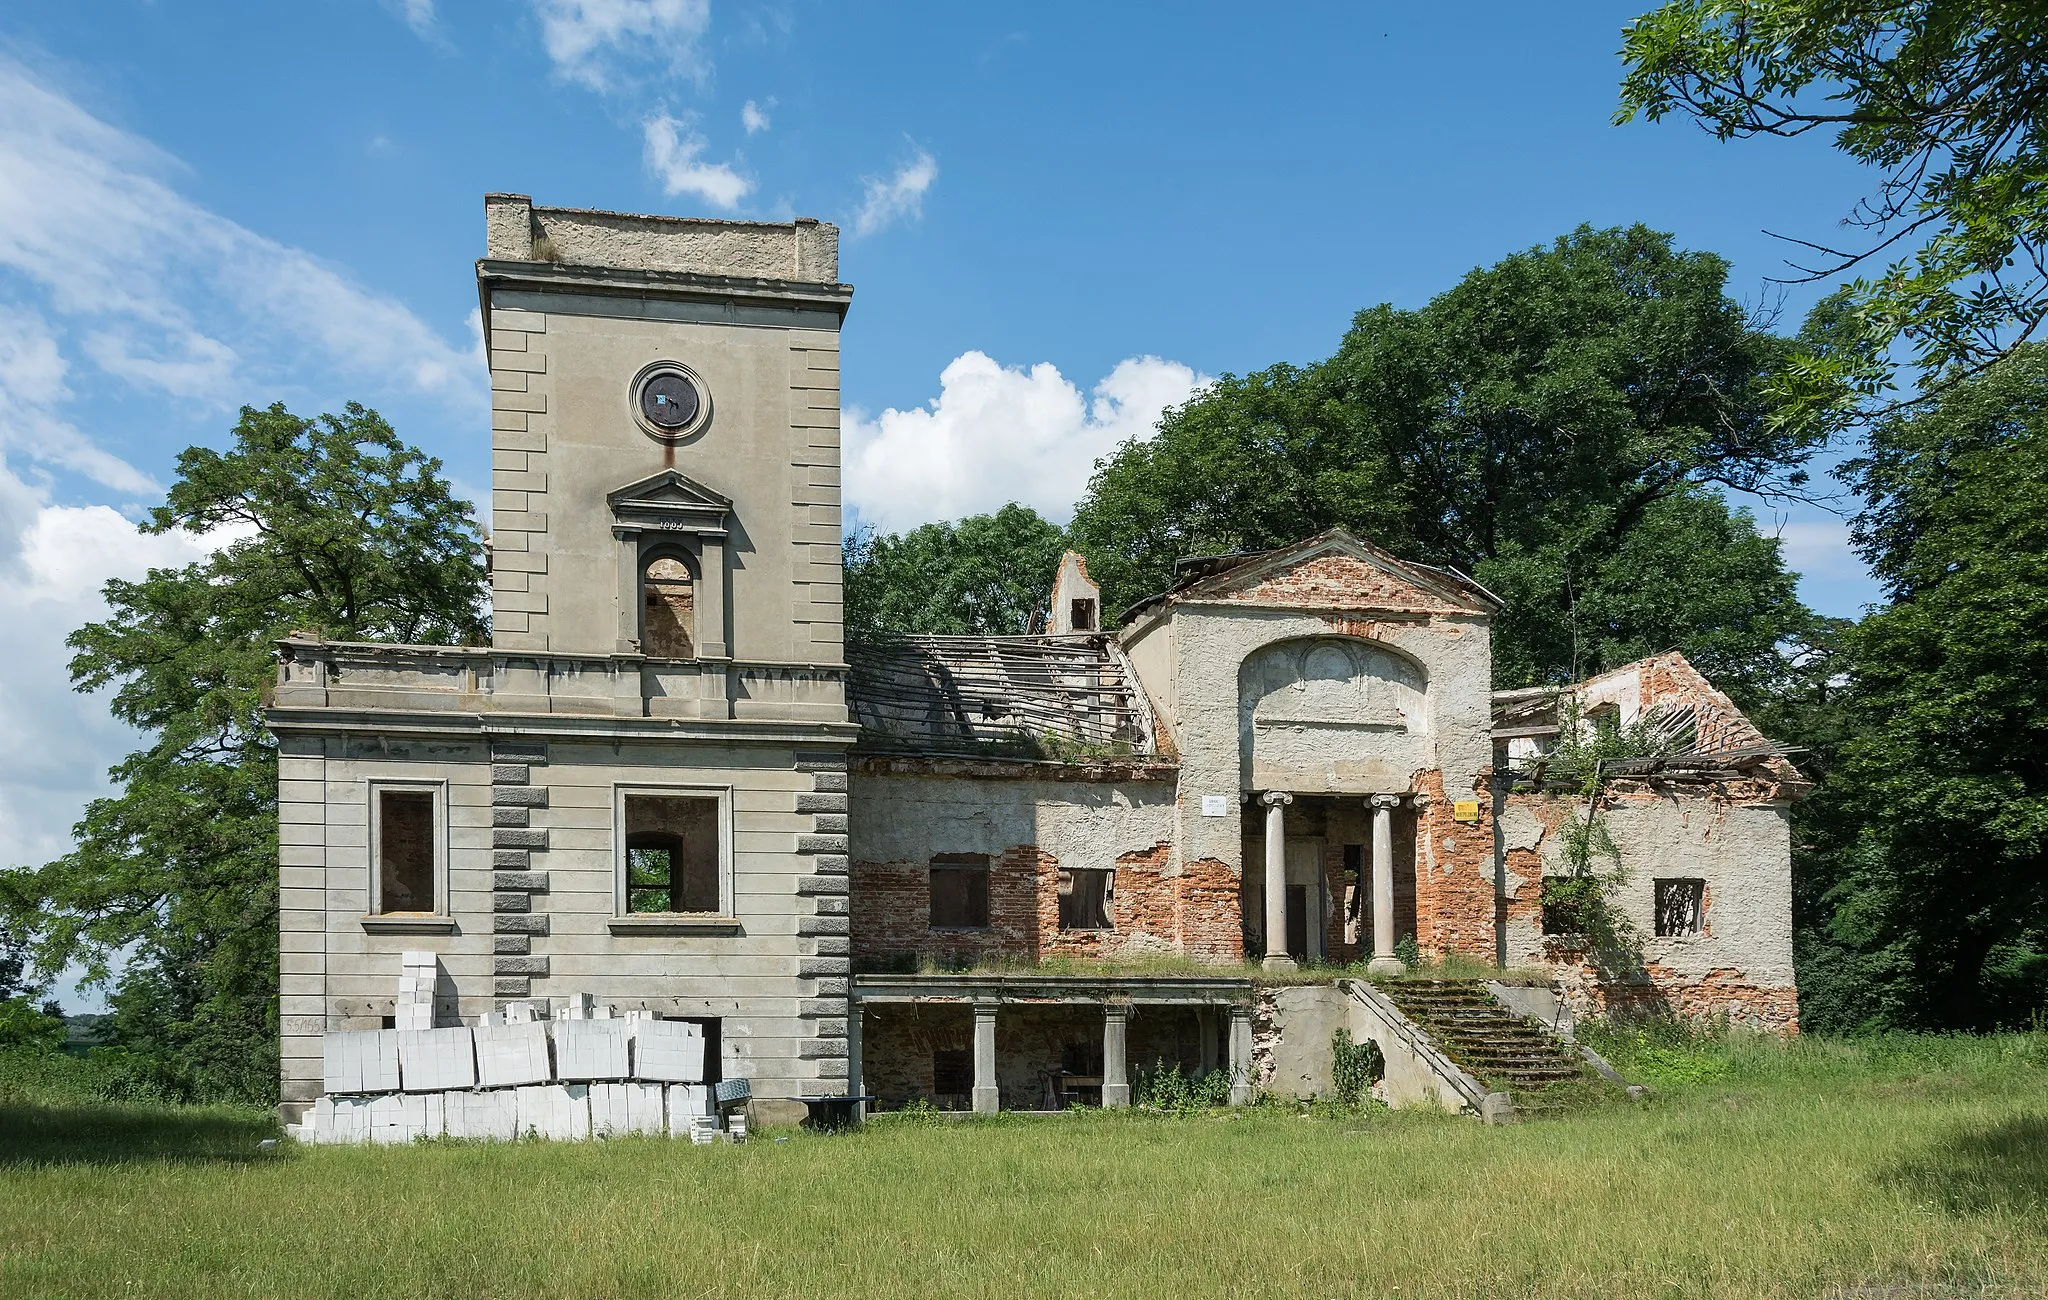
[0,1034,2044,1298]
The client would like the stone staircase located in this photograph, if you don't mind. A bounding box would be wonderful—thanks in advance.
[1375,979,1594,1111]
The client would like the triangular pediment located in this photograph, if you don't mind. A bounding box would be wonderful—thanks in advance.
[1178,528,1499,616]
[608,469,732,533]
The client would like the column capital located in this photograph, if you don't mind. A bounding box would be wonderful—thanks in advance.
[1368,793,1402,811]
[1408,792,1433,811]
[1101,1001,1131,1021]
[1260,790,1294,808]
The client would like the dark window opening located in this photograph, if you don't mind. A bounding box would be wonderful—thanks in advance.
[377,789,436,913]
[1285,884,1310,959]
[1070,598,1097,632]
[932,1048,972,1097]
[1540,877,1597,936]
[642,555,695,659]
[1057,867,1114,930]
[1061,1040,1103,1076]
[625,793,721,913]
[1655,878,1706,937]
[929,853,990,928]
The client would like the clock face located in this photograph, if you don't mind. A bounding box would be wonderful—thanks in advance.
[640,372,700,430]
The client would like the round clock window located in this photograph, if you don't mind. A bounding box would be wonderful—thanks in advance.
[630,362,711,440]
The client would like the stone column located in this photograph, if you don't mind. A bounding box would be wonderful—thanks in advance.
[1260,791,1295,971]
[1368,794,1406,976]
[971,1000,999,1115]
[1101,1003,1131,1108]
[613,526,642,652]
[847,1000,865,1118]
[694,533,730,660]
[1227,1003,1254,1106]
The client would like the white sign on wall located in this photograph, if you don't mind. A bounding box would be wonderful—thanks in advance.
[1200,794,1230,817]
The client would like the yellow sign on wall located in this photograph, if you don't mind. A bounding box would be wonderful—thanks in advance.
[1452,800,1481,823]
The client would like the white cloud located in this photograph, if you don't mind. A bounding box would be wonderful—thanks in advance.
[853,147,938,236]
[741,98,771,135]
[533,0,712,93]
[0,475,221,872]
[845,351,1208,534]
[0,55,479,980]
[1774,518,1862,579]
[641,113,752,208]
[389,0,437,38]
[0,55,482,419]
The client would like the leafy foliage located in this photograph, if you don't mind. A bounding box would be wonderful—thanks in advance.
[1330,1028,1385,1107]
[1069,225,1819,693]
[1133,1059,1235,1113]
[1618,0,2048,426]
[843,503,1070,641]
[1797,348,2048,1030]
[3,403,487,1100]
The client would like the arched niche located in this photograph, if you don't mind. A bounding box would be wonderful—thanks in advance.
[640,549,698,660]
[1238,636,1430,793]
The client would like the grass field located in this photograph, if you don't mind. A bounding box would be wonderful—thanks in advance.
[1,1032,2045,1299]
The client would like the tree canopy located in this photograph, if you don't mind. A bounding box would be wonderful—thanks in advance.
[1068,225,1818,695]
[1618,0,2048,425]
[4,403,486,1099]
[1797,346,2048,1031]
[843,503,1069,642]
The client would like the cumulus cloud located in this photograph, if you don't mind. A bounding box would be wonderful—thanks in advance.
[853,147,937,236]
[741,98,771,135]
[642,113,751,208]
[0,55,482,418]
[0,55,477,967]
[0,477,220,870]
[844,352,1208,534]
[533,0,712,93]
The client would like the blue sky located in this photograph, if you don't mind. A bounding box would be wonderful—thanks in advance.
[0,2,1883,943]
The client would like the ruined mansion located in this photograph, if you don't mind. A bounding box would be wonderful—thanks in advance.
[268,197,1804,1127]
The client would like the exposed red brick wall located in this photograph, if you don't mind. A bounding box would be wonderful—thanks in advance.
[1177,857,1245,962]
[1221,555,1468,615]
[852,842,1245,967]
[1562,964,1801,1035]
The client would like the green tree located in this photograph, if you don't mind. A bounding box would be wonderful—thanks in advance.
[1805,348,2048,1030]
[5,403,487,1099]
[1070,225,1820,696]
[844,503,1070,641]
[1618,0,2048,426]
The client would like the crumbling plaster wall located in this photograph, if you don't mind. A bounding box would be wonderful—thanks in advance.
[849,766,1243,964]
[1498,791,1798,1031]
[1162,603,1496,957]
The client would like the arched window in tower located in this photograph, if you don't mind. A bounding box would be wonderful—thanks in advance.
[642,556,695,659]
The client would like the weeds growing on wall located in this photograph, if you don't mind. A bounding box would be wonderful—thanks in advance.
[1538,700,1679,978]
[1134,1060,1235,1113]
[1330,1028,1385,1106]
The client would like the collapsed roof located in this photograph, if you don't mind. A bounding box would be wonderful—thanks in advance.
[847,633,1153,759]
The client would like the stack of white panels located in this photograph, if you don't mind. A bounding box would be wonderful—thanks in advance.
[667,1084,713,1136]
[442,1089,518,1141]
[589,1081,666,1136]
[474,1023,551,1088]
[552,1020,630,1081]
[323,1030,400,1095]
[396,951,437,1031]
[398,1028,477,1092]
[516,1083,590,1141]
[633,1020,706,1084]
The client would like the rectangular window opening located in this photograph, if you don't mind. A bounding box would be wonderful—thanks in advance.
[376,788,437,914]
[1654,878,1706,937]
[1540,877,1592,937]
[931,1048,972,1099]
[1057,867,1114,930]
[1070,598,1097,632]
[929,853,990,929]
[624,792,721,914]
